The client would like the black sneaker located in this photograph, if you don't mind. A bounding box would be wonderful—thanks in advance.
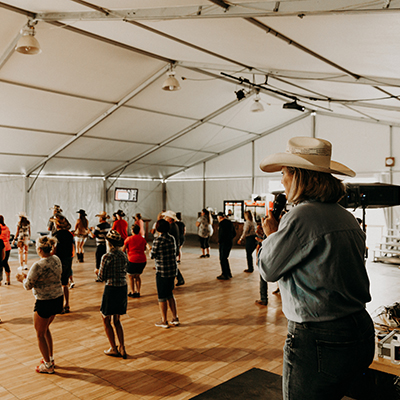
[217,274,229,280]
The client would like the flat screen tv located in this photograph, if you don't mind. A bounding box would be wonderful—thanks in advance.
[114,188,138,202]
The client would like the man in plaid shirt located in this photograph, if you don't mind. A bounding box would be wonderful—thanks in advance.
[151,219,180,328]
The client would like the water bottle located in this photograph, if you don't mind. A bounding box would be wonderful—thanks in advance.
[391,334,400,365]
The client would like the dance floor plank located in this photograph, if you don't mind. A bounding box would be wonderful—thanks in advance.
[0,239,398,399]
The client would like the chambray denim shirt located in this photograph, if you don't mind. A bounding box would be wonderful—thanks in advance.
[258,200,371,323]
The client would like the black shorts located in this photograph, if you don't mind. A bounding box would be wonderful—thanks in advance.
[34,295,64,319]
[127,261,146,275]
[156,274,175,302]
[60,257,73,286]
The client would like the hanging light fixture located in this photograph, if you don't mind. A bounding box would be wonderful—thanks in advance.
[250,90,264,112]
[15,20,41,55]
[283,100,305,112]
[162,65,181,91]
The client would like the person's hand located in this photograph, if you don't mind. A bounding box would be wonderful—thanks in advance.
[94,269,99,275]
[262,209,279,237]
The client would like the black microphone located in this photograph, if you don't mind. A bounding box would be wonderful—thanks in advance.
[271,193,287,221]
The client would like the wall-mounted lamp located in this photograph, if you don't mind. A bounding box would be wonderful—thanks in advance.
[15,20,41,55]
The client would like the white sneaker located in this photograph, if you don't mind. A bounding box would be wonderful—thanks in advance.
[155,321,169,329]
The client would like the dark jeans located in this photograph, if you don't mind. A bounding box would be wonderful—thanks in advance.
[219,242,232,277]
[95,244,107,269]
[259,276,268,303]
[283,308,375,400]
[245,235,257,271]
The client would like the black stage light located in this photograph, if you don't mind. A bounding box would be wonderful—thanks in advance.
[235,89,246,101]
[283,100,305,112]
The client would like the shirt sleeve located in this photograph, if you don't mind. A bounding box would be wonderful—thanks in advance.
[258,215,302,282]
[23,262,39,290]
[98,253,109,281]
[151,237,159,259]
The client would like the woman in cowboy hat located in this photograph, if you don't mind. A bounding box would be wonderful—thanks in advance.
[258,137,374,400]
[74,209,89,263]
[97,230,128,358]
[12,212,31,268]
[51,215,74,314]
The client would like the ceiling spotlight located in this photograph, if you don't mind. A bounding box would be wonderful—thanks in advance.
[162,67,181,91]
[235,89,246,101]
[250,91,264,112]
[282,100,305,112]
[15,21,41,55]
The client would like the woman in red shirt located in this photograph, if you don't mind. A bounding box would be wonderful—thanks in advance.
[111,210,128,241]
[122,224,147,298]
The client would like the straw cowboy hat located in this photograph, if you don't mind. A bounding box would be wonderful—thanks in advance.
[105,230,124,247]
[259,136,355,177]
[162,210,177,221]
[17,211,28,219]
[95,212,110,219]
[50,205,62,212]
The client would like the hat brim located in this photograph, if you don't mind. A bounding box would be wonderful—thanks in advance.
[259,153,355,177]
[106,237,124,247]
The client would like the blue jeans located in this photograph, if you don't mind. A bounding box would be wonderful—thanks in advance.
[283,309,375,400]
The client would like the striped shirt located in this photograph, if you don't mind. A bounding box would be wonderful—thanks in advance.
[93,222,111,245]
[151,233,177,278]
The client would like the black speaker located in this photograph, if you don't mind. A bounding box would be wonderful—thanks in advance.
[339,183,400,209]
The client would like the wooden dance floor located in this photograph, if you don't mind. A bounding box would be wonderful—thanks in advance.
[0,239,398,399]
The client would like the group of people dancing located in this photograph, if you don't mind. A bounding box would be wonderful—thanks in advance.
[9,207,185,373]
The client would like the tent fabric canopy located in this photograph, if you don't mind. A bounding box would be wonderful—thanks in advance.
[1,0,400,182]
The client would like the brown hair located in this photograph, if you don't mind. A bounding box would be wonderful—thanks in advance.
[286,167,346,205]
[37,236,57,254]
[244,210,253,222]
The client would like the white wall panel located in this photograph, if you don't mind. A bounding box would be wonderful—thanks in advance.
[166,180,203,234]
[316,115,390,174]
[0,176,25,235]
[29,178,104,235]
[206,178,252,215]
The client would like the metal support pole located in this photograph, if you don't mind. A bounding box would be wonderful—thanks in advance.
[162,181,167,211]
[311,111,316,138]
[388,126,393,229]
[252,141,255,195]
[203,162,206,209]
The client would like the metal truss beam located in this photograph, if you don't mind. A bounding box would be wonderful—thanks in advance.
[34,1,400,22]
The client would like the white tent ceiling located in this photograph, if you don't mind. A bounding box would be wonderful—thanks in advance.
[1,0,400,181]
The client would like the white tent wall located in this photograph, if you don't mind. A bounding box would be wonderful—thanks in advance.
[106,179,164,233]
[29,177,104,237]
[0,175,25,235]
[165,180,203,234]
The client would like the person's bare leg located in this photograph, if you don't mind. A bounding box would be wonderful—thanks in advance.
[102,314,117,350]
[63,285,69,309]
[158,301,168,323]
[167,296,178,321]
[134,274,141,293]
[33,312,53,362]
[128,274,134,294]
